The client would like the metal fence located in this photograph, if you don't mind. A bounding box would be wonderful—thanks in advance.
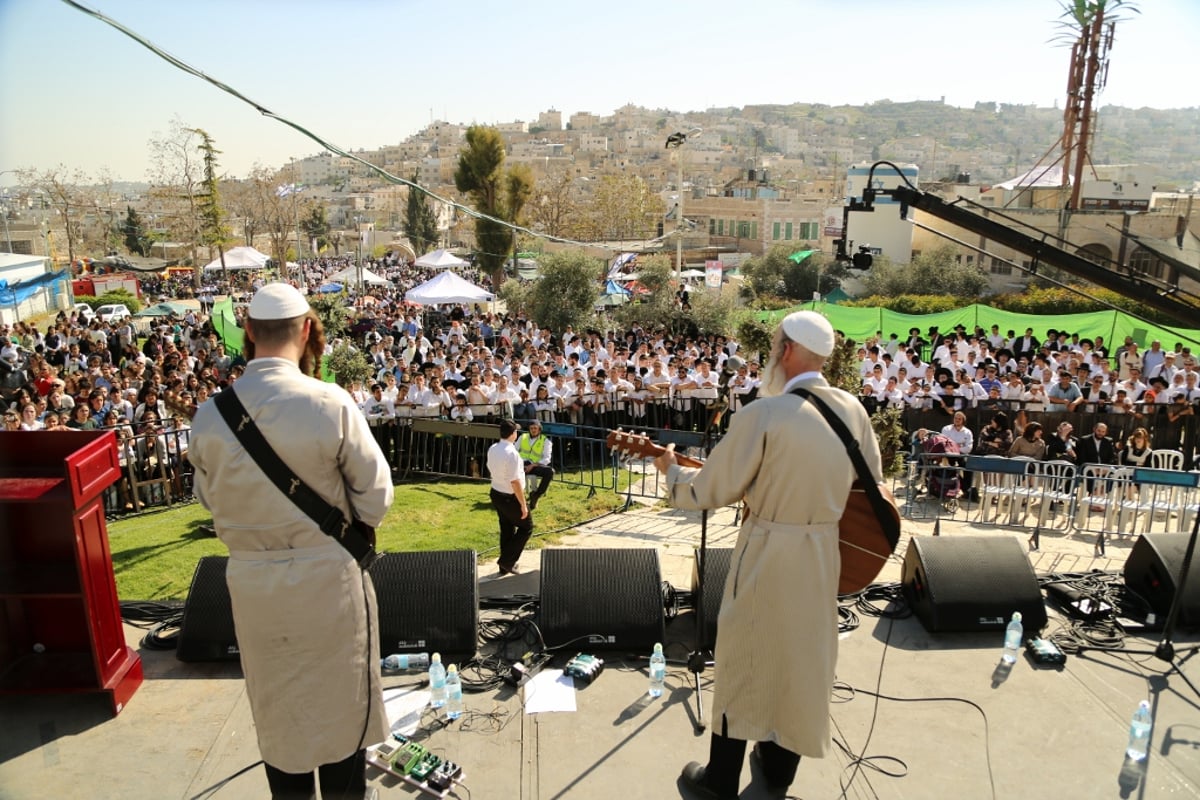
[900,452,1200,553]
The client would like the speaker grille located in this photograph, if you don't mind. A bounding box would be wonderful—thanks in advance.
[692,547,733,649]
[1124,534,1200,628]
[370,551,479,658]
[177,556,238,662]
[539,548,664,651]
[902,536,1047,633]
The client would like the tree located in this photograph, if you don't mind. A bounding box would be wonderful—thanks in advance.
[573,173,664,241]
[300,204,332,254]
[122,206,152,256]
[194,128,231,286]
[859,244,990,299]
[742,245,848,302]
[527,166,578,239]
[17,165,90,265]
[521,250,604,333]
[403,176,440,254]
[147,118,206,267]
[454,126,534,285]
[222,165,299,270]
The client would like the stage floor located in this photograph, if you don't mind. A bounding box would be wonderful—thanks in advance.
[2,506,1198,800]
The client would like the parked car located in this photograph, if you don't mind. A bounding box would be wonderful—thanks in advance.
[95,304,132,323]
[73,303,95,322]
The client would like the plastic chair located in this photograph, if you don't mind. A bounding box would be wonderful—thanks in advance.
[1150,450,1184,471]
[1034,460,1077,529]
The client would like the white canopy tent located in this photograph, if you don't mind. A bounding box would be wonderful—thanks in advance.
[202,246,271,271]
[326,265,392,286]
[405,270,493,305]
[414,248,470,270]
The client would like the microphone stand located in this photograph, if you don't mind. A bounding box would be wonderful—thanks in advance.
[1076,509,1200,700]
[688,400,727,731]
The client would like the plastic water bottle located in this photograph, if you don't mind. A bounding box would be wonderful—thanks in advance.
[428,652,447,708]
[648,643,666,697]
[1126,700,1152,761]
[1002,612,1023,664]
[382,652,430,672]
[445,664,463,720]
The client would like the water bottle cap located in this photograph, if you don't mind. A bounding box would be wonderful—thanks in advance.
[1138,700,1150,709]
[432,652,442,663]
[1012,612,1022,622]
[653,643,663,653]
[448,664,458,674]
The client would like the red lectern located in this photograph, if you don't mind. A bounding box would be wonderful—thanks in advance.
[0,431,143,714]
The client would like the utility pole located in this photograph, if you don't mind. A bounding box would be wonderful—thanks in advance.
[665,127,701,285]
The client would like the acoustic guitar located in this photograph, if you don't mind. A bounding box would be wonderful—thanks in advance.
[607,429,900,595]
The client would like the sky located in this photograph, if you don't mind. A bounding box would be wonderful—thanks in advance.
[1,0,1196,185]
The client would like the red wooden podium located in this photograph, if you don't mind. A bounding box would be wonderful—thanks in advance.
[0,431,143,714]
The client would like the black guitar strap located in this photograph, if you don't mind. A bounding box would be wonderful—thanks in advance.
[214,389,377,568]
[790,386,900,550]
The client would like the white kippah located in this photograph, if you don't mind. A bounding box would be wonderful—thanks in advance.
[780,310,835,358]
[249,283,309,320]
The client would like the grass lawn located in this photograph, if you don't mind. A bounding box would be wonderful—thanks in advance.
[110,475,629,601]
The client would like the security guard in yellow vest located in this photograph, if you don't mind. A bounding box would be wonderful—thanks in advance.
[515,419,554,509]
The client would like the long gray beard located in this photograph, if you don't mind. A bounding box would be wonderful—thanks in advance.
[760,361,787,397]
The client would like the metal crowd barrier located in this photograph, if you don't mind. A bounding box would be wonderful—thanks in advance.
[899,452,1200,549]
[101,424,193,516]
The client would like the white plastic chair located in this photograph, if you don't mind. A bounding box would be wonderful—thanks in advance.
[1074,464,1131,533]
[1034,460,1077,529]
[1150,450,1184,471]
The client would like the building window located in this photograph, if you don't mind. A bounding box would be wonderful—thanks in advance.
[801,221,820,240]
[773,222,780,241]
[990,257,1012,275]
[1129,246,1162,279]
[709,219,716,235]
[737,221,752,238]
[965,255,974,265]
[717,219,725,236]
[784,222,793,240]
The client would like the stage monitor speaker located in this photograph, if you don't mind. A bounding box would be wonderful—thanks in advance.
[1123,533,1200,629]
[692,547,733,648]
[902,536,1047,633]
[539,548,664,651]
[370,551,479,658]
[177,556,238,662]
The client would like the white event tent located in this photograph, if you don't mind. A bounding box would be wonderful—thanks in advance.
[326,265,392,286]
[414,249,470,270]
[405,270,493,305]
[202,246,270,271]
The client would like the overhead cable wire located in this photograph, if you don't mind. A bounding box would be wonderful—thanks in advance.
[62,0,638,255]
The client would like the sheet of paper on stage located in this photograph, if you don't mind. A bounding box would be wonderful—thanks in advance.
[523,669,576,714]
[383,686,431,735]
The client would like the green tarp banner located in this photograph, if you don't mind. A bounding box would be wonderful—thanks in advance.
[211,297,243,356]
[759,302,1200,350]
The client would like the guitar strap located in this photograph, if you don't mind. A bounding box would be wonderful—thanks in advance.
[214,389,378,569]
[789,386,900,550]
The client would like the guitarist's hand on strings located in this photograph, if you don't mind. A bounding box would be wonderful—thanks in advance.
[653,443,677,474]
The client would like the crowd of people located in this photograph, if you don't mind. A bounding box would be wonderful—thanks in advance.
[5,284,1199,502]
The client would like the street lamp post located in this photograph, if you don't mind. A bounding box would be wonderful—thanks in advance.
[665,128,701,285]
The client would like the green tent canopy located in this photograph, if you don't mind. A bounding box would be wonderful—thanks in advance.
[759,302,1200,350]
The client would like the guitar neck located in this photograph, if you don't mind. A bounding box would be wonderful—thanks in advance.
[607,430,705,467]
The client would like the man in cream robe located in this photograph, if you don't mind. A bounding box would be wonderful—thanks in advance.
[656,310,882,800]
[191,284,393,800]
